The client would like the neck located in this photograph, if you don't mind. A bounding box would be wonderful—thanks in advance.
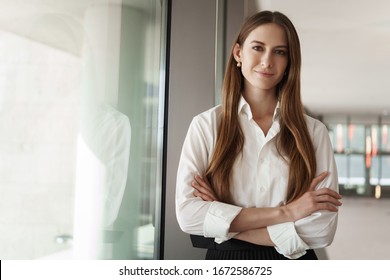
[242,88,277,119]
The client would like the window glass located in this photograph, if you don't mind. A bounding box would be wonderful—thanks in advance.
[349,155,365,186]
[371,156,380,185]
[371,156,390,185]
[325,117,390,197]
[328,123,347,153]
[349,125,365,153]
[335,154,348,186]
[381,125,390,152]
[0,0,168,259]
[381,156,390,185]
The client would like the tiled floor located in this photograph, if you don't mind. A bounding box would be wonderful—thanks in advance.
[324,197,390,260]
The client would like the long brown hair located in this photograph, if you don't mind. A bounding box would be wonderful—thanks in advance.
[205,11,316,204]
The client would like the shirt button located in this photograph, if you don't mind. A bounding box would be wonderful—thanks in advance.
[259,186,266,192]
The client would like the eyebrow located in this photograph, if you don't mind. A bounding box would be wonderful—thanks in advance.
[250,40,288,48]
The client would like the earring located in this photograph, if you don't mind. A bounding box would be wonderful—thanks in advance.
[237,61,241,67]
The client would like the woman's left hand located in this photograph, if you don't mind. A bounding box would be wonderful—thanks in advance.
[192,175,219,202]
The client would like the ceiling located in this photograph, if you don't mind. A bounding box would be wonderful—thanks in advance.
[251,0,390,116]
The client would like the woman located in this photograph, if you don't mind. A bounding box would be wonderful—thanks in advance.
[175,11,342,260]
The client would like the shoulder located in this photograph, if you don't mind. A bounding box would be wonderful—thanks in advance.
[304,114,328,136]
[184,105,221,149]
[304,114,332,149]
[191,104,222,129]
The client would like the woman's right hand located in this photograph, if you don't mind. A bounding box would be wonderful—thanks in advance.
[192,175,219,202]
[283,172,342,222]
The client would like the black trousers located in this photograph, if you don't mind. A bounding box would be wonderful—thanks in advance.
[191,235,318,260]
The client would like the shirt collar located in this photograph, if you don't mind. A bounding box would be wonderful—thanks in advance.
[273,102,281,122]
[238,95,253,119]
[238,95,281,122]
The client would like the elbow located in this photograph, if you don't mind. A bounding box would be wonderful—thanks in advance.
[299,212,338,249]
[317,214,338,248]
[315,231,335,248]
[176,207,190,233]
[176,216,203,236]
[175,202,204,235]
[176,213,193,234]
[301,229,336,249]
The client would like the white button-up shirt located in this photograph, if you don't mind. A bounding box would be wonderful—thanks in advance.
[176,96,339,259]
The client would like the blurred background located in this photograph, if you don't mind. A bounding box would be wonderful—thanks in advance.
[0,0,389,260]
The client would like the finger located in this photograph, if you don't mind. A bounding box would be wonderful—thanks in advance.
[194,175,213,190]
[194,174,219,200]
[191,180,210,193]
[310,172,328,188]
[191,180,218,201]
[314,194,343,206]
[309,172,329,191]
[315,202,340,212]
[313,188,342,199]
[194,175,218,198]
[193,191,215,202]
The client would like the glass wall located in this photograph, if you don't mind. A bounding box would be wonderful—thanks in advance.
[0,0,168,259]
[324,115,390,197]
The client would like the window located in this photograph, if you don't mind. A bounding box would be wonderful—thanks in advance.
[324,115,390,197]
[0,0,169,259]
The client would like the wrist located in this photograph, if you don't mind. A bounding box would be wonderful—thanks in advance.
[280,204,294,222]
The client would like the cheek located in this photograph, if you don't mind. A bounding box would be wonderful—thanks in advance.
[240,55,257,74]
[240,65,253,82]
[278,57,289,71]
[276,60,288,78]
[241,51,258,65]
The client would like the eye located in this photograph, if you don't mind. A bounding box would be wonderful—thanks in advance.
[274,49,288,56]
[252,45,263,51]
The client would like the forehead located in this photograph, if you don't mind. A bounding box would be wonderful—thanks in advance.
[244,23,287,46]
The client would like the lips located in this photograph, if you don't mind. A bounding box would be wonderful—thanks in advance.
[255,71,274,78]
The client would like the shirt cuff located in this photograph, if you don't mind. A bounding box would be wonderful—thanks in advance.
[203,201,242,243]
[267,222,310,259]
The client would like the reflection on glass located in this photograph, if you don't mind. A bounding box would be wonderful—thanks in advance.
[0,0,168,260]
[73,0,167,260]
[0,6,81,259]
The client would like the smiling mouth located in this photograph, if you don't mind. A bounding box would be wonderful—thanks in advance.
[255,71,274,78]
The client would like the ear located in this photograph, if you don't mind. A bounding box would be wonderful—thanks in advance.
[233,43,241,63]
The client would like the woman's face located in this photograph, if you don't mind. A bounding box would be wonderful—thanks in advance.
[234,23,289,94]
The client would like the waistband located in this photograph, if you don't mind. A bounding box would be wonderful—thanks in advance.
[190,234,275,251]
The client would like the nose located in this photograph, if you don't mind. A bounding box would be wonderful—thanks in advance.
[260,51,272,68]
